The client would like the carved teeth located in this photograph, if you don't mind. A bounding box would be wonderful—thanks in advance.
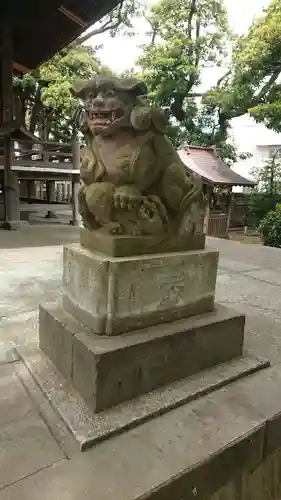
[90,108,124,125]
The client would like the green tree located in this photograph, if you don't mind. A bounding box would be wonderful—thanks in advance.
[248,152,281,226]
[137,0,251,163]
[251,153,281,195]
[260,203,281,247]
[139,0,229,113]
[13,43,109,141]
[206,0,281,136]
[136,0,281,163]
[77,0,142,43]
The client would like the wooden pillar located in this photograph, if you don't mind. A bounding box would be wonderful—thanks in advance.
[70,132,80,226]
[46,181,50,204]
[226,189,234,237]
[62,182,67,202]
[46,180,56,203]
[39,181,43,200]
[27,180,36,203]
[57,183,61,203]
[35,181,40,199]
[45,180,57,219]
[1,24,14,229]
[203,184,213,236]
[7,171,20,222]
[67,182,71,202]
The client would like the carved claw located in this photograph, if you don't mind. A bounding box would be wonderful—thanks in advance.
[113,193,145,212]
[113,193,121,210]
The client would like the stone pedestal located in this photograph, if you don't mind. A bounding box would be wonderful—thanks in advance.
[39,303,245,413]
[62,244,219,336]
[38,237,248,416]
[29,229,272,454]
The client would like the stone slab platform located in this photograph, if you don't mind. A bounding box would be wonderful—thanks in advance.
[0,363,66,491]
[40,303,246,413]
[17,340,269,452]
[80,227,206,257]
[62,244,218,336]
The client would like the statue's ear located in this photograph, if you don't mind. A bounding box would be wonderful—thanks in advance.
[70,79,88,99]
[116,78,148,97]
[130,80,148,97]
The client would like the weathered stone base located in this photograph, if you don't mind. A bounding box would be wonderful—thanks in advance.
[39,303,246,413]
[80,227,206,257]
[17,340,269,451]
[62,244,219,335]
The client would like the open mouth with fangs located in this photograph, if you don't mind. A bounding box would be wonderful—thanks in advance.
[88,108,126,127]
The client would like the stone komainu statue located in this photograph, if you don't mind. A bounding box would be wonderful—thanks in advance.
[71,75,205,237]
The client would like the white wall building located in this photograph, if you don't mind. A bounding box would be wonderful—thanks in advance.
[230,115,281,192]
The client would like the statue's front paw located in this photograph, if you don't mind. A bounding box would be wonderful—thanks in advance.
[113,193,130,211]
[113,193,144,212]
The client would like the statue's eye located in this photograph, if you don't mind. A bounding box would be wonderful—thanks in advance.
[107,90,115,97]
[88,92,93,98]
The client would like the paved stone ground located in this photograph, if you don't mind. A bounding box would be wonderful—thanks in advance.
[215,237,281,364]
[0,226,281,497]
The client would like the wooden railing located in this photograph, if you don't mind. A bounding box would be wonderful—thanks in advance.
[0,138,74,170]
[196,214,228,238]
